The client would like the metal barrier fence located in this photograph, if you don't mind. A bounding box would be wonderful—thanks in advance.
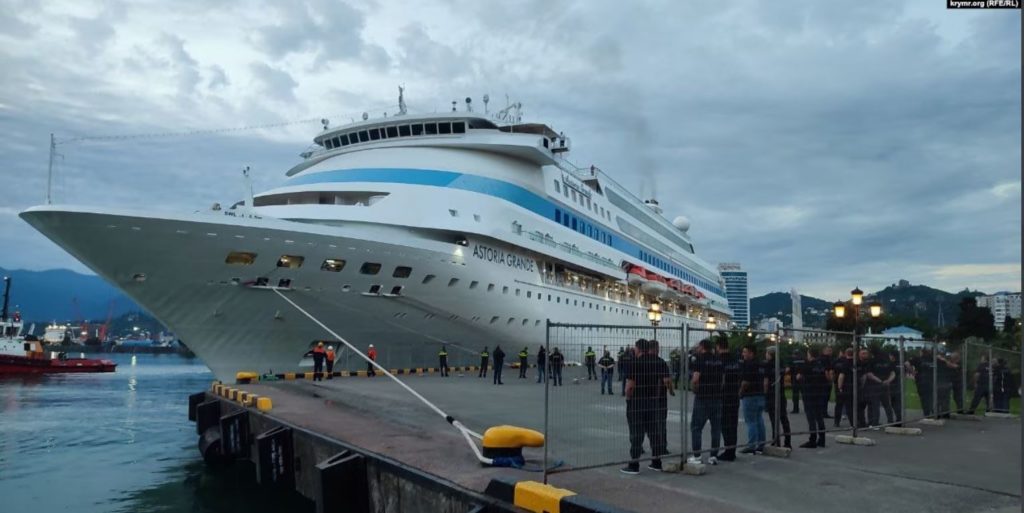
[962,342,1022,415]
[543,323,679,475]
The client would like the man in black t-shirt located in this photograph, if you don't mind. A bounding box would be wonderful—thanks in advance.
[820,346,835,419]
[833,349,854,427]
[789,350,805,414]
[865,349,895,427]
[622,339,673,474]
[739,344,767,454]
[797,347,829,448]
[968,355,991,414]
[618,347,633,396]
[909,348,936,417]
[718,339,742,461]
[549,348,564,386]
[688,339,724,464]
[855,349,872,428]
[598,349,616,395]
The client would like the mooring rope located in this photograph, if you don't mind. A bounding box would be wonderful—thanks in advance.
[271,288,491,463]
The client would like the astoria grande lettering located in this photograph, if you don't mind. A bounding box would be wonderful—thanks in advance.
[471,244,536,272]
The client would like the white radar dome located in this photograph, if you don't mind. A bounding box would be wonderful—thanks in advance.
[673,216,691,232]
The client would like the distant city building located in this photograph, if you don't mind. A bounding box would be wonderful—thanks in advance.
[757,317,783,333]
[861,325,928,350]
[976,292,1021,330]
[719,263,749,327]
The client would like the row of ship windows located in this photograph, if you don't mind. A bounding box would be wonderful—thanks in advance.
[322,121,468,150]
[553,180,612,221]
[555,209,613,246]
[225,252,650,317]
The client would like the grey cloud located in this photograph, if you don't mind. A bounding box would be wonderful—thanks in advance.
[254,0,371,66]
[249,62,298,102]
[395,23,467,78]
[160,34,202,96]
[207,65,230,89]
[69,15,116,54]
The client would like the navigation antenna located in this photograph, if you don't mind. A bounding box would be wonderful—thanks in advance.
[398,85,407,115]
[46,134,55,204]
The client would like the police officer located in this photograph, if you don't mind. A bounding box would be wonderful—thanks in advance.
[718,338,742,460]
[887,350,903,425]
[478,347,489,378]
[549,347,565,386]
[968,355,991,414]
[764,346,791,449]
[585,346,597,380]
[820,346,835,419]
[789,350,805,414]
[689,339,724,464]
[599,349,615,395]
[492,346,506,385]
[669,348,682,388]
[855,348,871,427]
[909,347,936,417]
[536,345,547,383]
[518,347,529,379]
[797,346,828,448]
[618,346,634,396]
[438,344,449,377]
[935,351,954,417]
[866,348,896,427]
[833,348,854,427]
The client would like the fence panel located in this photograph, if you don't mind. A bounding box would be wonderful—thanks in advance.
[990,345,1021,415]
[544,323,680,475]
[776,328,857,443]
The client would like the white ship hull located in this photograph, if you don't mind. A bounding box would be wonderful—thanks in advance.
[22,206,691,380]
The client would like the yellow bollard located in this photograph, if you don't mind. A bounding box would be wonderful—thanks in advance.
[256,397,273,412]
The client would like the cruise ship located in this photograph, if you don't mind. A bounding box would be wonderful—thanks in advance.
[21,92,732,380]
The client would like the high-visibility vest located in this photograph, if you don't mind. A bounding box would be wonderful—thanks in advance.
[519,351,528,359]
[439,350,448,357]
[326,350,335,361]
[481,351,489,358]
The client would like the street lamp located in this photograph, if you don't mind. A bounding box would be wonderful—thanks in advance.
[833,287,882,338]
[705,313,717,331]
[647,301,662,341]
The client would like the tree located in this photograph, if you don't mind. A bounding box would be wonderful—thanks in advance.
[951,297,996,342]
[1002,315,1016,334]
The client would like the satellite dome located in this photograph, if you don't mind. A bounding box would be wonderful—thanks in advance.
[673,216,691,232]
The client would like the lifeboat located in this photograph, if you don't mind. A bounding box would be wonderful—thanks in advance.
[667,279,685,300]
[626,265,647,287]
[640,271,668,297]
[680,283,697,298]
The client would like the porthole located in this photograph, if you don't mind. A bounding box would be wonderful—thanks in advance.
[487,284,495,292]
[393,266,412,278]
[360,262,382,275]
[503,286,509,294]
[321,259,346,272]
[449,278,460,287]
[276,255,304,268]
[390,286,403,295]
[225,251,257,265]
[470,281,479,289]
[422,274,436,284]
[368,284,381,294]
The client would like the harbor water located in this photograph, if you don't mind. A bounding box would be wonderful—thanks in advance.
[0,353,313,512]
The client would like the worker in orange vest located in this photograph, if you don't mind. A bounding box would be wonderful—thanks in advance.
[312,341,326,381]
[367,344,377,377]
[325,345,336,379]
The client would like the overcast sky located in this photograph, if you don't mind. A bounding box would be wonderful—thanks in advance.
[0,0,1019,300]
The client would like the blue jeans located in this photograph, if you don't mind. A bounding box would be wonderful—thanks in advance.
[600,369,613,394]
[536,364,546,383]
[690,397,722,452]
[742,395,767,450]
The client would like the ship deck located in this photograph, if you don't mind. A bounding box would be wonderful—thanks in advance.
[235,368,1020,513]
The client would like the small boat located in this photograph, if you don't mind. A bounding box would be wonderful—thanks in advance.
[625,264,647,287]
[640,271,668,297]
[0,277,116,375]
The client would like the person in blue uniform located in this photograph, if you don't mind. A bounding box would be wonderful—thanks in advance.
[492,346,505,385]
[549,348,565,386]
[536,345,547,383]
[599,349,616,395]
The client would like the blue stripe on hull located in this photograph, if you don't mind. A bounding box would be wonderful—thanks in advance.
[286,168,724,297]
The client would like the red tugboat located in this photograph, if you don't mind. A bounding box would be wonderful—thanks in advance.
[0,276,116,374]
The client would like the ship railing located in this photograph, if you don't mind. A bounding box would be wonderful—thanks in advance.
[524,231,620,272]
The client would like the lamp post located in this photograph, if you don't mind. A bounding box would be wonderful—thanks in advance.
[648,301,662,340]
[705,313,717,331]
[833,286,882,437]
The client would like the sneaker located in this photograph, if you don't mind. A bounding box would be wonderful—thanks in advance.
[620,465,640,475]
[717,452,736,462]
[799,441,817,449]
[686,456,702,465]
[647,460,664,472]
[868,426,880,431]
[707,456,718,466]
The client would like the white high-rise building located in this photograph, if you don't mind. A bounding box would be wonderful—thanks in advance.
[791,288,803,341]
[719,263,749,328]
[976,292,1022,330]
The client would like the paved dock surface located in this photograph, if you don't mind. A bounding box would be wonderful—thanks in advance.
[239,367,1021,513]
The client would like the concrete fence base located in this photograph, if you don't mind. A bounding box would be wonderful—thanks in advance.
[984,412,1018,419]
[835,435,876,446]
[762,446,791,458]
[918,418,945,427]
[950,413,982,421]
[884,426,922,436]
